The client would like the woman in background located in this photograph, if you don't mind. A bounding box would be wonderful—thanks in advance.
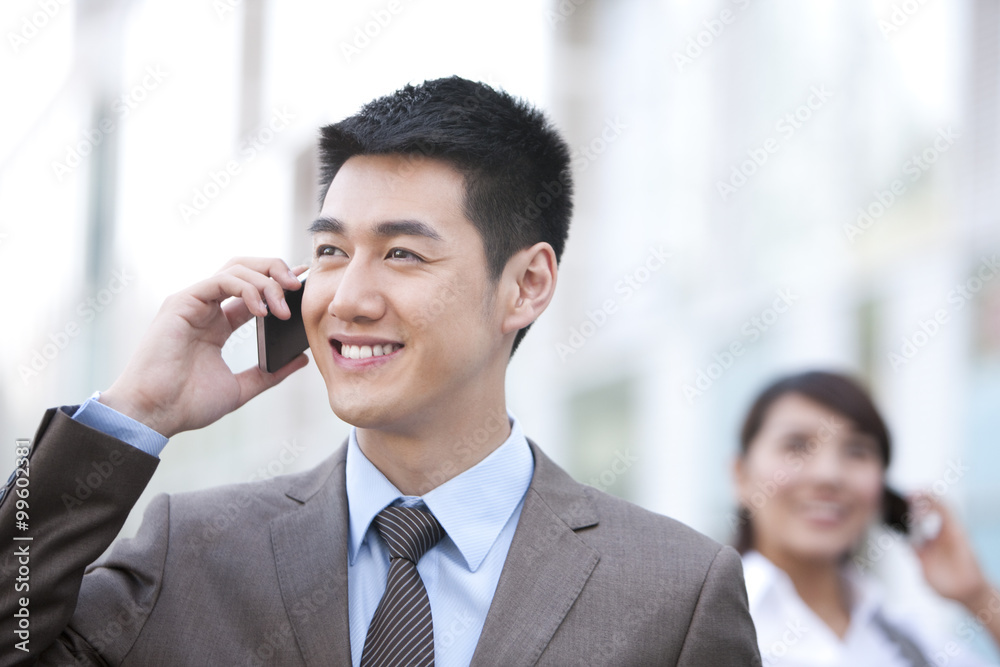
[733,370,1000,666]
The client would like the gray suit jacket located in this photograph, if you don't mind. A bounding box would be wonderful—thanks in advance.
[0,407,761,666]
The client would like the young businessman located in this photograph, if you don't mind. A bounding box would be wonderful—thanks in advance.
[0,77,760,666]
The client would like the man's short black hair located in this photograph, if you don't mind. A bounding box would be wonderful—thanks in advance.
[317,76,573,354]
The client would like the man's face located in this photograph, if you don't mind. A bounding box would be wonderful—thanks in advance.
[302,154,507,433]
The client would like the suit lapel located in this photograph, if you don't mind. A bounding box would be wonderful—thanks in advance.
[270,445,353,667]
[470,442,600,666]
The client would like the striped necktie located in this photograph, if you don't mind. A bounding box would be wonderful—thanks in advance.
[361,506,445,667]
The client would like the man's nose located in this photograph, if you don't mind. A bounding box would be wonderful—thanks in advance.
[328,258,386,322]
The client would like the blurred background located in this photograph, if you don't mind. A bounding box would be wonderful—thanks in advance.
[2,0,998,656]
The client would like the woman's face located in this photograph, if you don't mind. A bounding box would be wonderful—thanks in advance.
[735,393,885,566]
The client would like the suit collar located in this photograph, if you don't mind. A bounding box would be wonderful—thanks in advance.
[471,441,600,665]
[270,439,602,667]
[279,444,346,504]
[271,444,352,666]
[522,439,599,530]
[344,418,535,572]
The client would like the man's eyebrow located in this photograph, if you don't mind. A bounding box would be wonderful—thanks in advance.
[308,216,443,242]
[308,216,343,235]
[373,220,443,242]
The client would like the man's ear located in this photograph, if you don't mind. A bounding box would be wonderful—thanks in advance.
[499,242,557,335]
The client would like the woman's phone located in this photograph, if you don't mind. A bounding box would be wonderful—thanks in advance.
[256,269,309,373]
[908,499,943,548]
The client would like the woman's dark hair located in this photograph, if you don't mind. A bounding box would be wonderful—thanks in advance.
[734,370,909,554]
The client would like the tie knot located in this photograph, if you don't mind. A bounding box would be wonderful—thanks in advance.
[373,506,444,563]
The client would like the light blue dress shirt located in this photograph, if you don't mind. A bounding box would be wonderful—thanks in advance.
[71,392,168,456]
[69,394,534,666]
[345,419,533,666]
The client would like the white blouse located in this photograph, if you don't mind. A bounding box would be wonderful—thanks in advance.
[742,551,995,667]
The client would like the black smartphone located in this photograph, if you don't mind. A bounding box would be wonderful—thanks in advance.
[256,269,309,373]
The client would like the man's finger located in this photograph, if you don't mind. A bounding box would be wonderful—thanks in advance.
[233,353,310,408]
[220,257,301,290]
[179,273,267,318]
[223,297,254,331]
[224,264,298,319]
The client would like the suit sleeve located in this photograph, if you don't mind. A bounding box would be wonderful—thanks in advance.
[0,408,159,667]
[676,545,762,667]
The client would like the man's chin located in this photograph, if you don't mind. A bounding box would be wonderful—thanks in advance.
[327,396,391,431]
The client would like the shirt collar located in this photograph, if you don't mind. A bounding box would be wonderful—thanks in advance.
[345,412,534,573]
[742,549,886,626]
[741,549,785,613]
[843,557,885,627]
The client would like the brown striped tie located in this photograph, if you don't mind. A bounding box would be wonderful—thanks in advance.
[361,506,445,667]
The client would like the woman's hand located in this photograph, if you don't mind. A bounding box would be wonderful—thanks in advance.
[911,491,1000,640]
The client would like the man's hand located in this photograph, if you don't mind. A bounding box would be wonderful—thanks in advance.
[98,258,310,438]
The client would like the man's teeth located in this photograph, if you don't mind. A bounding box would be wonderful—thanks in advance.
[341,343,399,359]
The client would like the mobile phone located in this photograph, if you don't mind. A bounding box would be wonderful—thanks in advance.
[908,508,942,548]
[257,269,309,373]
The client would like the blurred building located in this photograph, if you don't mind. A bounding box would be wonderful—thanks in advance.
[522,0,1000,654]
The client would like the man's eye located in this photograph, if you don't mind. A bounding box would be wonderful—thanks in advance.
[315,245,346,258]
[387,248,421,261]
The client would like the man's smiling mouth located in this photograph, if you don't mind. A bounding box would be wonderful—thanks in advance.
[332,339,403,360]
